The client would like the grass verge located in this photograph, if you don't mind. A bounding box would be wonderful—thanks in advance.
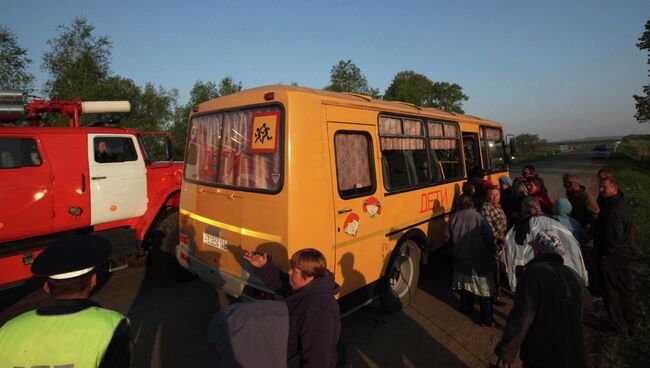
[616,136,650,164]
[513,151,558,165]
[593,155,650,367]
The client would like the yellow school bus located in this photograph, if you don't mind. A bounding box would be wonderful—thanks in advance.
[177,85,512,312]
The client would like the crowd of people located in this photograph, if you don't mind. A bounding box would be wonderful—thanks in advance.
[0,164,638,368]
[450,164,637,367]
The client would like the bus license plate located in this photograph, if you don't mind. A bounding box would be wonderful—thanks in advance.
[203,233,228,251]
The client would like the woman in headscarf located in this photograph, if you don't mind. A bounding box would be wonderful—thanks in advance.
[553,198,589,248]
[504,196,588,291]
[447,194,496,326]
[525,176,553,215]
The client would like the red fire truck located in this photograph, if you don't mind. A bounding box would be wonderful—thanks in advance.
[0,91,183,288]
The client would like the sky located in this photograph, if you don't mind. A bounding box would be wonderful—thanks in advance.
[2,0,650,141]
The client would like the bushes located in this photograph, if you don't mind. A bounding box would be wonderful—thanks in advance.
[616,135,650,164]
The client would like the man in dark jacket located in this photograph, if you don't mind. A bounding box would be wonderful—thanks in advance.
[244,248,341,368]
[563,173,599,231]
[563,173,601,298]
[595,177,637,337]
[596,168,624,207]
[495,232,589,368]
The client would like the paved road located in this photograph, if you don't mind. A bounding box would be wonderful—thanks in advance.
[511,150,604,198]
[0,151,608,368]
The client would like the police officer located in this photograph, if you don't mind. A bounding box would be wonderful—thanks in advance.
[0,236,133,367]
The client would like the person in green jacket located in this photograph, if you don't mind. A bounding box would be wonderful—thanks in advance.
[0,235,133,367]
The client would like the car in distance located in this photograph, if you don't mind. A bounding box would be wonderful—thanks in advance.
[591,145,610,159]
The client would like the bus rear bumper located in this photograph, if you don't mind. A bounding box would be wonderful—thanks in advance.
[176,243,267,298]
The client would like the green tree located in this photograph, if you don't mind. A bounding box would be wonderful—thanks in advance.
[171,80,221,158]
[190,80,220,104]
[131,83,178,160]
[324,59,379,98]
[0,25,34,92]
[634,20,650,123]
[218,76,243,96]
[131,83,178,132]
[42,17,111,100]
[38,17,177,133]
[383,70,468,114]
[514,133,548,153]
[89,76,140,102]
[384,71,434,106]
[83,76,140,127]
[430,81,469,114]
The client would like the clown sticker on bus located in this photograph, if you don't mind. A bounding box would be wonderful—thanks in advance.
[362,196,382,218]
[343,213,361,237]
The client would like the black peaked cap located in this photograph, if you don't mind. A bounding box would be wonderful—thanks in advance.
[31,235,111,277]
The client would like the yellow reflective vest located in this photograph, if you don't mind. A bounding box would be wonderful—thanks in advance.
[0,306,127,367]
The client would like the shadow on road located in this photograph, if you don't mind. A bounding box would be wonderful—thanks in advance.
[0,279,45,317]
[127,250,226,368]
[342,306,469,367]
[418,250,509,329]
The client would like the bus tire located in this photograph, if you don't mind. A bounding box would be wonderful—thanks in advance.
[380,240,421,312]
[158,208,179,256]
[150,208,194,280]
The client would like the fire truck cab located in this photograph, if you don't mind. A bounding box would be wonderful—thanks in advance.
[0,93,183,288]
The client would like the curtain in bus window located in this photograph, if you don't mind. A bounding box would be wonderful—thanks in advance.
[404,119,422,147]
[378,116,401,135]
[184,107,282,191]
[402,119,428,184]
[428,121,444,137]
[444,123,459,138]
[184,113,222,184]
[221,108,282,190]
[378,116,428,189]
[334,133,372,197]
[428,121,462,180]
[220,110,249,186]
[484,127,502,140]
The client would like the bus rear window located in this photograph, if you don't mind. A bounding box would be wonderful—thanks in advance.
[184,106,283,192]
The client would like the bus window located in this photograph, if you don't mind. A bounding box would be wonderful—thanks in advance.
[480,126,506,173]
[378,116,428,190]
[184,106,283,192]
[462,132,481,176]
[428,121,463,181]
[334,131,375,198]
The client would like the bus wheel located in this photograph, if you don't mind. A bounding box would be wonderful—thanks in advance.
[381,240,421,312]
[150,208,194,280]
[157,208,179,257]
